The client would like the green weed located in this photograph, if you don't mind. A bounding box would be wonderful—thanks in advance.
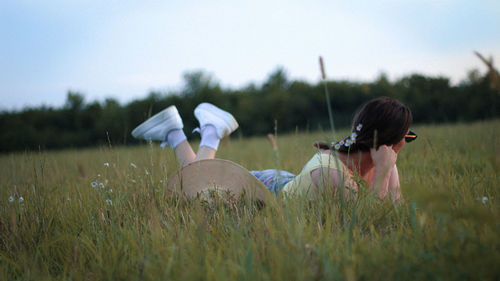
[0,120,499,280]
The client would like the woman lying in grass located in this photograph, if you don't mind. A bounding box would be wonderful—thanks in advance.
[131,97,416,200]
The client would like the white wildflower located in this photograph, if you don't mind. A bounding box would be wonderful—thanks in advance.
[91,182,98,188]
[104,162,110,167]
[130,163,137,168]
[106,199,113,206]
[19,197,24,203]
[476,196,489,203]
[99,183,105,189]
[9,196,14,203]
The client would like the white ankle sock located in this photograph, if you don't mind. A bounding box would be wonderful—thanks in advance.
[161,129,187,149]
[197,125,220,150]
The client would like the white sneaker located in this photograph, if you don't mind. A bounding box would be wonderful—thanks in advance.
[194,103,239,139]
[131,105,183,141]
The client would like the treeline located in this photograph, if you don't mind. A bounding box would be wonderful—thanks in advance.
[0,67,498,152]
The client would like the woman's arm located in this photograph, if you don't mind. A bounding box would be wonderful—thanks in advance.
[370,145,398,199]
[310,168,358,197]
[388,165,401,201]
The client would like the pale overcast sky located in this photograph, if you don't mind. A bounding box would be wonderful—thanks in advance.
[1,0,499,110]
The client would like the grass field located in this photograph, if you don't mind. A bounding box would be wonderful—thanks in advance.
[1,120,499,280]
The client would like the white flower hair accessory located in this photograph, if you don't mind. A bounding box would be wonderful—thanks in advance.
[344,139,352,147]
[331,128,360,150]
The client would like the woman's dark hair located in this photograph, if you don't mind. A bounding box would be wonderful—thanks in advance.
[335,97,412,153]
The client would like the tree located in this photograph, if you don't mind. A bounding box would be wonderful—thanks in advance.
[64,91,85,111]
[263,66,289,91]
[182,70,217,96]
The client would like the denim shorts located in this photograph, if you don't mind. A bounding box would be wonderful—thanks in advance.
[250,169,296,195]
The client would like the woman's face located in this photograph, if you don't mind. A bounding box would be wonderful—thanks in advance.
[392,137,406,153]
[392,129,410,153]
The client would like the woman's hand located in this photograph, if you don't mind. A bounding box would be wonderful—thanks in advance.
[370,145,398,169]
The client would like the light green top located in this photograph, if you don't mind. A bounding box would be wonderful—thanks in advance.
[282,152,348,197]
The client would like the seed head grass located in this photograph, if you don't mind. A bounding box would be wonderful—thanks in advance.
[0,120,499,280]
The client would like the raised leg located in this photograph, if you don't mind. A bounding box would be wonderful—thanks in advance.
[192,103,239,162]
[194,146,216,161]
[130,105,192,167]
[174,140,196,167]
[131,103,239,168]
[194,125,219,161]
[164,128,196,167]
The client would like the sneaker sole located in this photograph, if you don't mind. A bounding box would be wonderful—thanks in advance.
[131,106,179,138]
[195,103,238,138]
